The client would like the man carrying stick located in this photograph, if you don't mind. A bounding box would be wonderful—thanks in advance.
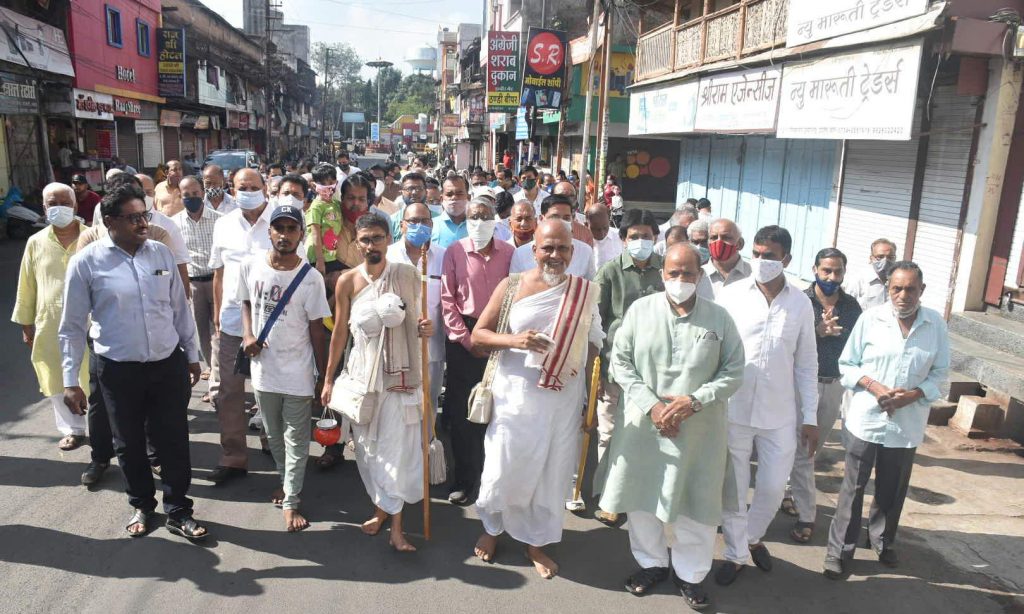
[321,215,434,552]
[599,243,745,609]
[470,219,604,578]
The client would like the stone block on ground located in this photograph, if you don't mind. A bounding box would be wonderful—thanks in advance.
[929,401,958,426]
[951,395,1003,435]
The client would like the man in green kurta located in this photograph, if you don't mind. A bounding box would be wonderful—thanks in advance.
[599,243,745,610]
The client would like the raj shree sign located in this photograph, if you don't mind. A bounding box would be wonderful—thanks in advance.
[157,28,186,97]
[486,31,520,112]
[520,27,567,110]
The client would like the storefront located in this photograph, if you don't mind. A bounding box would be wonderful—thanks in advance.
[0,70,43,194]
[70,88,117,182]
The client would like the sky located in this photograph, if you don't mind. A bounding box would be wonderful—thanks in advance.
[200,0,483,79]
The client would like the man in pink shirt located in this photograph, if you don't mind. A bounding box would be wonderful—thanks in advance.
[440,197,515,505]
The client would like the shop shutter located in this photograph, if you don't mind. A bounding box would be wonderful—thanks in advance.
[142,130,162,169]
[915,86,978,312]
[115,119,140,169]
[836,108,922,268]
[162,126,179,163]
[5,115,41,191]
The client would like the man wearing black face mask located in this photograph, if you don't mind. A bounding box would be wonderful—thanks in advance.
[335,151,360,182]
[173,176,223,394]
[781,248,861,544]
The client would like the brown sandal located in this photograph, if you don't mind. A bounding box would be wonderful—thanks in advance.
[780,497,798,517]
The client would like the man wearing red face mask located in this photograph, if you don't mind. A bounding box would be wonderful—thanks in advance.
[703,218,751,298]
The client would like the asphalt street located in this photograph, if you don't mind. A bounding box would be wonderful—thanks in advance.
[0,236,1019,614]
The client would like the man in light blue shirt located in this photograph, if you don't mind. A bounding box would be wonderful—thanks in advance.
[824,261,949,579]
[59,184,207,541]
[432,175,470,248]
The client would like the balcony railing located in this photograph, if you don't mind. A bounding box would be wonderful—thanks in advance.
[636,0,788,83]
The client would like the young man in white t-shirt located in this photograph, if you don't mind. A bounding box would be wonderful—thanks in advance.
[239,204,331,532]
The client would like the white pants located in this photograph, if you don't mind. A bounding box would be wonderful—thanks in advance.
[596,380,620,464]
[788,381,845,523]
[627,510,716,584]
[722,422,797,564]
[50,394,86,437]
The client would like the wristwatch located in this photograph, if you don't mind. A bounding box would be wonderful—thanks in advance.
[688,395,703,413]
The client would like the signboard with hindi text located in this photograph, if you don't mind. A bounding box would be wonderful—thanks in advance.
[776,41,922,140]
[487,32,520,112]
[628,80,699,136]
[694,66,782,132]
[158,28,187,97]
[520,27,568,110]
[786,0,928,47]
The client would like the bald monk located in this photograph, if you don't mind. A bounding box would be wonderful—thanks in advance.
[471,219,604,578]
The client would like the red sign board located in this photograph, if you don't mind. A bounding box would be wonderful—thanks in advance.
[520,27,568,109]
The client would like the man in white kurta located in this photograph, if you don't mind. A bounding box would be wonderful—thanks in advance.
[470,220,603,579]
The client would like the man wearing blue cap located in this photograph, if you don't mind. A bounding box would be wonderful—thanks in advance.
[238,204,331,532]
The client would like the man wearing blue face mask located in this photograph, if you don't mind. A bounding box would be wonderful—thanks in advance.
[387,203,446,410]
[590,208,663,528]
[782,247,861,544]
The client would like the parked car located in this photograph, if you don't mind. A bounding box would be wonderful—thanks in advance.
[203,149,259,177]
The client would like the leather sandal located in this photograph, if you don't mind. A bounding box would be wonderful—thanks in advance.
[624,566,669,595]
[126,508,154,538]
[166,516,209,541]
[791,521,814,543]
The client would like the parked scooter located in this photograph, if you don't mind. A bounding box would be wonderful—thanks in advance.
[1,186,47,240]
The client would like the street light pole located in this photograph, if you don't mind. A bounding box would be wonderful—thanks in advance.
[366,59,393,146]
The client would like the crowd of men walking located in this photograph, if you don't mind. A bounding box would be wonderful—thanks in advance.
[12,153,948,609]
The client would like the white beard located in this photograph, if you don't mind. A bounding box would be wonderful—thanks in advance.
[541,264,567,287]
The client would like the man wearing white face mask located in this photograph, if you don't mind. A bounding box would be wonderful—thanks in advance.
[715,225,819,587]
[590,208,663,528]
[207,168,274,485]
[433,175,472,248]
[599,243,745,609]
[12,182,90,452]
[509,195,596,279]
[440,197,514,505]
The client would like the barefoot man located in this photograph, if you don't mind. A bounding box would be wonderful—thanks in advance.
[239,204,331,532]
[321,214,433,552]
[470,219,604,578]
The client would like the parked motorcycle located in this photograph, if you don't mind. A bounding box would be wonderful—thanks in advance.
[1,186,46,240]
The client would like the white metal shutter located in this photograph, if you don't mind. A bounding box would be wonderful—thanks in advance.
[836,107,922,267]
[915,86,978,312]
[1005,186,1024,289]
[115,118,140,169]
[142,131,162,169]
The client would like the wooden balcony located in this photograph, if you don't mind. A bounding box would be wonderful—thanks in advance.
[636,0,788,83]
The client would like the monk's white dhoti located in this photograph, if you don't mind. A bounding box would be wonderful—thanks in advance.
[347,279,423,516]
[475,281,603,547]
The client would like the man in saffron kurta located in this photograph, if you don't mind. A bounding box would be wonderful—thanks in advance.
[470,219,604,579]
[600,243,745,609]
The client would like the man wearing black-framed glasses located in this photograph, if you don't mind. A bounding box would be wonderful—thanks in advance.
[59,184,207,541]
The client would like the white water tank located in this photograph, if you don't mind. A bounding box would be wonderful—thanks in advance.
[406,45,436,73]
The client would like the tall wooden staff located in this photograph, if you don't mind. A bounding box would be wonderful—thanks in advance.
[419,245,432,540]
[567,356,601,511]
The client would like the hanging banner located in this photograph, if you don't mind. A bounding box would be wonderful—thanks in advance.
[776,40,922,140]
[786,0,928,47]
[694,66,782,132]
[157,28,187,97]
[628,80,699,136]
[520,27,568,110]
[487,31,520,112]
